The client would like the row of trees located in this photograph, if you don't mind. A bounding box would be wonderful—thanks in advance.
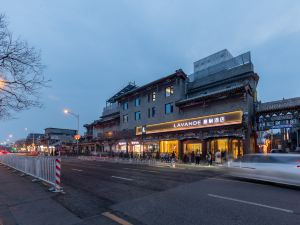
[0,14,47,119]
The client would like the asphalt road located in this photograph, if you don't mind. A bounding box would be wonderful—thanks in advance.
[54,158,300,225]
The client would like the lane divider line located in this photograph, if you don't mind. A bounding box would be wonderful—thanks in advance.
[111,176,133,181]
[123,168,160,173]
[72,169,83,172]
[208,194,294,214]
[102,212,133,225]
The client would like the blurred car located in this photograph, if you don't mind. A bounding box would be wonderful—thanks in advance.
[0,150,10,155]
[227,153,300,186]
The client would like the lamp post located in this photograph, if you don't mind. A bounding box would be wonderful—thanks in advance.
[64,109,80,154]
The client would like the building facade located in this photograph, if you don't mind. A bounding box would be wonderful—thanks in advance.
[82,49,260,159]
[256,97,300,153]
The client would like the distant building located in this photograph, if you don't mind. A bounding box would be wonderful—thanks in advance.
[43,128,77,147]
[256,97,300,153]
[26,133,44,147]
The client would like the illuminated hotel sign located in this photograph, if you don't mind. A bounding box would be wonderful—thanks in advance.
[136,111,243,135]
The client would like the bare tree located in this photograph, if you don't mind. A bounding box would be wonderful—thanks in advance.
[0,14,48,119]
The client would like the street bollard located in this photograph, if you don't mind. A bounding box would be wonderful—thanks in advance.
[50,158,63,193]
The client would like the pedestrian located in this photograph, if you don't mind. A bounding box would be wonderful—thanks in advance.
[196,151,200,165]
[171,151,176,160]
[183,154,188,163]
[191,151,195,164]
[208,151,213,166]
[155,151,160,160]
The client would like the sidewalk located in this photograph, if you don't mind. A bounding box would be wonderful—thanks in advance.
[77,156,221,170]
[0,164,117,225]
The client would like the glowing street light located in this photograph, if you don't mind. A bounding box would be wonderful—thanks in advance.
[63,108,80,154]
[0,77,5,89]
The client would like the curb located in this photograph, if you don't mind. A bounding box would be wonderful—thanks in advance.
[226,175,300,190]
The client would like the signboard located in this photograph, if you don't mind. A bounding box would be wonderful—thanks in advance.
[136,111,243,135]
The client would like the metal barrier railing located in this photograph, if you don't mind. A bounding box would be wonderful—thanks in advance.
[78,155,170,167]
[0,155,62,192]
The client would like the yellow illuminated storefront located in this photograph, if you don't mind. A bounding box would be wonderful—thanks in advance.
[183,142,202,155]
[160,140,179,157]
[136,111,244,160]
[207,138,243,159]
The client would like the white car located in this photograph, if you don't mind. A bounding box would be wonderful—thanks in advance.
[227,154,300,186]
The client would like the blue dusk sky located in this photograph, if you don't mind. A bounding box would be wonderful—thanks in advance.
[1,0,300,142]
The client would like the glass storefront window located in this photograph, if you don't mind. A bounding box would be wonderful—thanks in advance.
[184,143,202,154]
[160,140,178,158]
[217,139,228,152]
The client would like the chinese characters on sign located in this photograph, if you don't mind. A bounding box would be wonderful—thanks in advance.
[136,111,243,135]
[173,116,225,128]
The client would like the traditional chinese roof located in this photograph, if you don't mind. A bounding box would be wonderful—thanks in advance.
[113,69,187,101]
[176,83,249,107]
[257,97,300,113]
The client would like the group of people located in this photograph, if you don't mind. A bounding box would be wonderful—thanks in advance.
[110,150,215,166]
[183,151,213,165]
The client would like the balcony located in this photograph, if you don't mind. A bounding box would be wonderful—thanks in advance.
[102,103,120,117]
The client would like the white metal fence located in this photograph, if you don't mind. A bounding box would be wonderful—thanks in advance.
[0,155,58,187]
[77,155,175,167]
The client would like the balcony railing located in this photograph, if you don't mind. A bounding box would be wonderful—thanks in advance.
[102,103,120,117]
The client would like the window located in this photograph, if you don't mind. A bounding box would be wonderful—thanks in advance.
[165,86,174,97]
[148,92,156,102]
[152,107,156,117]
[165,103,174,114]
[123,102,128,110]
[135,111,141,121]
[123,114,128,123]
[152,92,156,101]
[148,108,151,118]
[135,98,141,107]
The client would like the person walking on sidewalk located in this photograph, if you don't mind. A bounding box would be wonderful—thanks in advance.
[207,151,213,166]
[191,151,195,164]
[195,151,200,165]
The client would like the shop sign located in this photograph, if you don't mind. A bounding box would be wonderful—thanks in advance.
[270,114,293,121]
[131,141,140,145]
[136,111,243,135]
[118,142,127,146]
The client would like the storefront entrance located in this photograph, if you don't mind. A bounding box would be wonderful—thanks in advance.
[160,140,179,158]
[207,138,243,160]
[183,141,203,155]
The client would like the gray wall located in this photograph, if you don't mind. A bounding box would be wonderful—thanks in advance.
[119,77,186,130]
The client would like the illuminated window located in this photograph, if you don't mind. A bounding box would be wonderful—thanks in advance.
[165,103,174,114]
[165,86,174,97]
[135,111,141,121]
[152,92,156,101]
[135,98,141,107]
[123,114,128,123]
[148,92,156,102]
[123,102,128,110]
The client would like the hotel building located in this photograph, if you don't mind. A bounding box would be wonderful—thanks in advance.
[82,50,259,159]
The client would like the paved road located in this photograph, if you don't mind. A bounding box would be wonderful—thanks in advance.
[55,158,300,225]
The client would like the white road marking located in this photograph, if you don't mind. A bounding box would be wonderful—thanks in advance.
[102,212,133,225]
[208,194,294,214]
[72,168,83,172]
[123,168,160,173]
[111,176,133,181]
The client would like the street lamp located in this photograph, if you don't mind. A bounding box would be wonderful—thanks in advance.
[0,77,5,90]
[64,109,80,154]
